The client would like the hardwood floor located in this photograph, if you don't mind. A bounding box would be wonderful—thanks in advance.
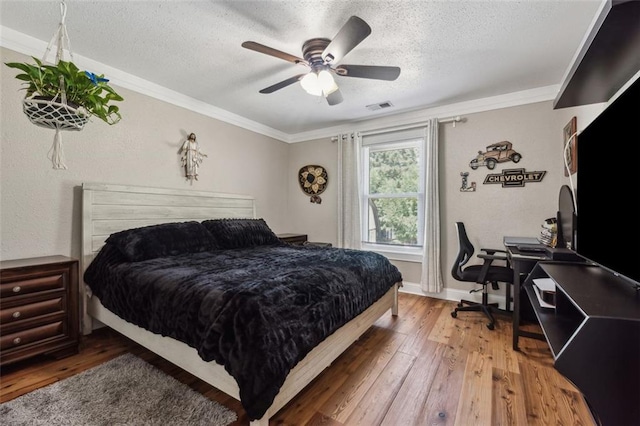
[0,293,596,425]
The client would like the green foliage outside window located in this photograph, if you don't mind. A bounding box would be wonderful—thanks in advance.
[368,146,420,245]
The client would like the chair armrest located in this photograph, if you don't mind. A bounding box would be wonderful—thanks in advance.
[477,253,508,262]
[475,253,510,283]
[480,247,508,255]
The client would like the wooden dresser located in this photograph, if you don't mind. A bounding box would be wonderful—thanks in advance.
[0,256,80,366]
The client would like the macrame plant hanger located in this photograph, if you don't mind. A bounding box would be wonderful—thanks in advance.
[23,0,88,169]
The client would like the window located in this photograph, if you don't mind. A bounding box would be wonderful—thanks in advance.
[360,127,426,260]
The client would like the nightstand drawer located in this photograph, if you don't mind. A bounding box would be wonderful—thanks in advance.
[0,256,79,366]
[0,321,64,351]
[0,297,65,324]
[0,274,64,298]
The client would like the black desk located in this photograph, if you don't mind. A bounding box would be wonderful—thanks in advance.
[504,240,640,425]
[521,262,640,426]
[504,242,548,350]
[505,239,584,350]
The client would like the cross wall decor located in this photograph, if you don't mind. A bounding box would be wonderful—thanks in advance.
[483,168,546,187]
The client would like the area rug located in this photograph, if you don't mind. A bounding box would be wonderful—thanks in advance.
[0,353,237,426]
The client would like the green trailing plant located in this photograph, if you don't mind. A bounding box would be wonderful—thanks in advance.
[5,57,123,125]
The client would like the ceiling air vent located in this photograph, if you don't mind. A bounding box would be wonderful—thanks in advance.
[366,101,394,111]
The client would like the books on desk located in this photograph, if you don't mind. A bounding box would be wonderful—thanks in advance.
[532,278,556,308]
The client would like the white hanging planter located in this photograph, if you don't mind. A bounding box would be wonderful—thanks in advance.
[23,96,89,131]
[5,0,123,169]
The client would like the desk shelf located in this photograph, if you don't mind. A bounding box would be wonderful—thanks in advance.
[524,283,583,358]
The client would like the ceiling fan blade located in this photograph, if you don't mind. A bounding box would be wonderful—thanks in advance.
[335,65,401,81]
[326,88,344,105]
[322,16,372,64]
[259,74,306,94]
[242,41,306,65]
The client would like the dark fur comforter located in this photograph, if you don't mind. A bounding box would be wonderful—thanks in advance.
[84,244,402,420]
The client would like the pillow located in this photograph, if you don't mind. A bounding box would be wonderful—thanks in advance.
[201,218,281,249]
[106,221,217,262]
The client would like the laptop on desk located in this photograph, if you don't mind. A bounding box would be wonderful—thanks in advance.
[515,243,547,253]
[503,236,541,247]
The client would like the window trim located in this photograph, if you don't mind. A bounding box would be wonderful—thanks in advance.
[360,135,426,255]
[361,242,423,263]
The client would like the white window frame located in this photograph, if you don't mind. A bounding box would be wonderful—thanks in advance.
[360,136,425,262]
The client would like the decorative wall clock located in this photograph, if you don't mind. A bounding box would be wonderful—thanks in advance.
[298,165,328,204]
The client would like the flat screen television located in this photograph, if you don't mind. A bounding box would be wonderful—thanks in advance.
[575,75,640,286]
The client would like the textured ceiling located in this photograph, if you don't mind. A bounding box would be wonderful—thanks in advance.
[0,0,602,136]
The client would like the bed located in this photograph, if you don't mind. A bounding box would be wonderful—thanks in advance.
[81,183,401,425]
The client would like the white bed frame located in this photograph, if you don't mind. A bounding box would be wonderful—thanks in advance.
[81,183,399,425]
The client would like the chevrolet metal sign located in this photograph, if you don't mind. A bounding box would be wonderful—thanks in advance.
[483,168,546,187]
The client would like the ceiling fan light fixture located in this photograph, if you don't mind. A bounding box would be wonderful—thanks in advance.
[317,69,334,87]
[300,72,322,96]
[318,70,339,96]
[322,83,339,97]
[301,70,338,97]
[244,16,400,104]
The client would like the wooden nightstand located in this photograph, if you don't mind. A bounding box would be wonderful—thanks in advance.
[0,256,80,366]
[277,233,308,245]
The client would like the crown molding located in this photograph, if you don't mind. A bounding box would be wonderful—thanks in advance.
[2,25,559,145]
[0,26,290,143]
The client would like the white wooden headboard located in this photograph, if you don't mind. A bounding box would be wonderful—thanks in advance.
[80,182,255,333]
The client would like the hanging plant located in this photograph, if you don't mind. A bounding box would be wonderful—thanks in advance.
[5,57,123,126]
[3,0,124,169]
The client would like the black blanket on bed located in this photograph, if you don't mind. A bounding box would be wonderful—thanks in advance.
[84,244,402,420]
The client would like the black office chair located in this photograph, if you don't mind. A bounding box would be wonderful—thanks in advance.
[450,222,514,330]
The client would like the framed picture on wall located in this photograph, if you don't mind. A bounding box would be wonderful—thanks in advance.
[563,116,577,176]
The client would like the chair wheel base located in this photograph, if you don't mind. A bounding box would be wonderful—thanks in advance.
[451,302,499,331]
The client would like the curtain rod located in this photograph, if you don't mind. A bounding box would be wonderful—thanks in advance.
[438,115,465,125]
[358,115,465,136]
[331,115,465,141]
[359,120,430,137]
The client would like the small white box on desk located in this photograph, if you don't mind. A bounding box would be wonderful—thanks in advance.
[533,278,556,308]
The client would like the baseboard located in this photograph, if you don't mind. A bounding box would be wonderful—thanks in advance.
[399,281,509,310]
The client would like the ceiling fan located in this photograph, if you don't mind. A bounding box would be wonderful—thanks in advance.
[242,16,401,106]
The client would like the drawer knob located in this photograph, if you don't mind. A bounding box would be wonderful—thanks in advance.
[13,337,22,345]
[12,286,21,293]
[12,311,21,319]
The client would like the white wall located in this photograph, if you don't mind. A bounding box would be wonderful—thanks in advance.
[287,100,604,292]
[0,47,290,261]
